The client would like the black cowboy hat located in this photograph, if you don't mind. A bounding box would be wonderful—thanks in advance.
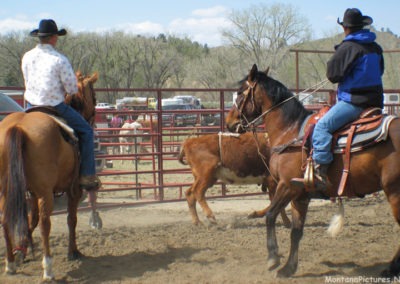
[337,8,373,28]
[30,19,67,37]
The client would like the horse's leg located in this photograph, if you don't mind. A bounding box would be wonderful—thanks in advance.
[381,192,400,278]
[268,181,292,228]
[67,190,84,260]
[3,224,16,274]
[279,209,291,228]
[276,197,310,278]
[248,183,291,228]
[38,196,55,281]
[265,182,292,270]
[248,183,269,218]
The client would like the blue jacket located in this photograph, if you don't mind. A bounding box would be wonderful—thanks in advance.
[326,29,384,108]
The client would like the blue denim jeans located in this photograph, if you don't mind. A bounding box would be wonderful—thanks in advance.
[312,101,364,165]
[27,102,96,176]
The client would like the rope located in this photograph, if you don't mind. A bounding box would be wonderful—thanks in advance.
[294,78,330,103]
[250,131,279,185]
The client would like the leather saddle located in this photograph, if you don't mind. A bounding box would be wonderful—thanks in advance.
[25,106,78,144]
[299,106,396,195]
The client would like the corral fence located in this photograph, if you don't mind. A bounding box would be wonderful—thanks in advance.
[1,86,399,214]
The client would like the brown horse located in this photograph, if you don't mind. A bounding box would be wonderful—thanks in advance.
[178,132,290,227]
[225,64,400,278]
[0,72,99,280]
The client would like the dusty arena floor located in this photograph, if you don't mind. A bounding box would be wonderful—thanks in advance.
[0,192,398,284]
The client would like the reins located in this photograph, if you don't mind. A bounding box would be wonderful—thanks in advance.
[241,78,330,130]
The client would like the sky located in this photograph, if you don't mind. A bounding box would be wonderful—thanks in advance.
[0,0,399,47]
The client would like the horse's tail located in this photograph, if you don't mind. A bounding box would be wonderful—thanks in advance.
[327,198,344,237]
[1,126,29,243]
[177,143,187,165]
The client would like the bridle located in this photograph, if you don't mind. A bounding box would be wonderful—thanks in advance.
[235,80,296,131]
[235,78,330,131]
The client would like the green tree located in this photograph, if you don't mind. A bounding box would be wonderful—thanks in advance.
[0,32,33,86]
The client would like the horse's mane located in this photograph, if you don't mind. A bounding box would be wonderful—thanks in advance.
[254,71,311,126]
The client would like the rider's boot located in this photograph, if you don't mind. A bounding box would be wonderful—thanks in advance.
[290,163,331,191]
[313,163,331,190]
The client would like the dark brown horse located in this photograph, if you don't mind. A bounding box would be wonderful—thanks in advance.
[225,64,400,278]
[0,72,99,280]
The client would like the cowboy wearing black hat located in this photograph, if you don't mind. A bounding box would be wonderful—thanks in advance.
[292,8,385,190]
[29,19,67,37]
[21,19,101,190]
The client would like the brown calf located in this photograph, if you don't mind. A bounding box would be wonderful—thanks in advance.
[178,132,290,226]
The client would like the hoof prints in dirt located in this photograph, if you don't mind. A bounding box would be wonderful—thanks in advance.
[0,195,397,284]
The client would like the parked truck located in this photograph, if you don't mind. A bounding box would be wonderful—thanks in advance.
[116,97,150,110]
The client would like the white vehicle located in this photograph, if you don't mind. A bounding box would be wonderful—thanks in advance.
[173,95,201,109]
[160,98,184,106]
[116,97,148,110]
[96,102,115,109]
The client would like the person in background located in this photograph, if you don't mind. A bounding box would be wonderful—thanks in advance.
[21,19,101,190]
[110,115,123,128]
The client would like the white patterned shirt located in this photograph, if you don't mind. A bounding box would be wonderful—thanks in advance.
[22,44,78,106]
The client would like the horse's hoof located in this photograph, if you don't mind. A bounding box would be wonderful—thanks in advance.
[68,250,84,261]
[5,263,16,275]
[380,268,399,279]
[276,265,296,278]
[5,269,16,275]
[267,257,280,271]
[43,274,55,282]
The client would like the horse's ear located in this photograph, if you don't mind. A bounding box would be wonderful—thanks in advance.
[249,64,258,81]
[90,72,99,83]
[264,67,270,76]
[76,70,84,81]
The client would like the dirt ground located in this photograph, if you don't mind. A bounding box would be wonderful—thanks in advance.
[0,191,398,284]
